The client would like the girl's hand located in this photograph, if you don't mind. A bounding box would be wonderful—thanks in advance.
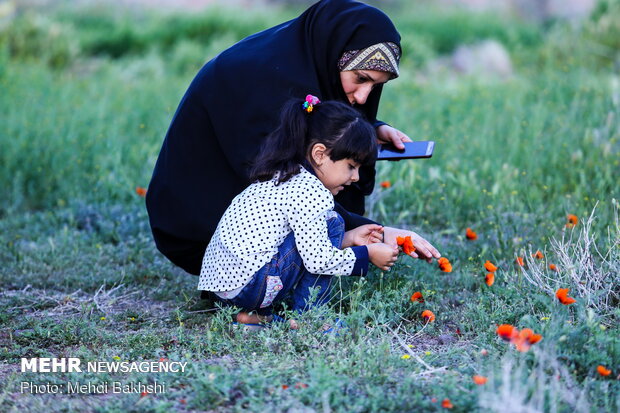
[367,243,399,271]
[376,125,413,150]
[342,224,384,247]
[382,226,441,262]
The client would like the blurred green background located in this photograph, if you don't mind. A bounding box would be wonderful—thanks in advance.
[1,1,619,412]
[1,0,618,232]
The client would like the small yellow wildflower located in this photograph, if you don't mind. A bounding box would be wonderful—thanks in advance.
[100,317,106,321]
[401,355,411,360]
[112,356,121,361]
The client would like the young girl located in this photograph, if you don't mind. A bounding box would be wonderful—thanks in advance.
[197,95,399,327]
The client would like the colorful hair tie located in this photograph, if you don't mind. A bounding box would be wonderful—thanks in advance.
[302,94,320,113]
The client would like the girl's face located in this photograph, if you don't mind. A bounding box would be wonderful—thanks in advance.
[311,144,361,195]
[339,70,391,106]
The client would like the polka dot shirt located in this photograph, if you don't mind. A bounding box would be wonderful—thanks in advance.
[198,166,369,292]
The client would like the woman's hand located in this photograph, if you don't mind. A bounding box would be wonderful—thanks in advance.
[382,226,441,262]
[376,125,412,150]
[367,243,399,271]
[342,224,384,248]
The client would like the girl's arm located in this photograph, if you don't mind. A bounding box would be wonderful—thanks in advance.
[286,183,369,277]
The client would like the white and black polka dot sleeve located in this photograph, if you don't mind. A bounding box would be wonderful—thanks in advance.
[197,167,368,293]
[284,175,368,276]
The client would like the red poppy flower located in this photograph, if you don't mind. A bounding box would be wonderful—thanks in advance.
[556,288,576,305]
[441,399,454,409]
[496,324,517,341]
[533,250,544,260]
[528,334,543,344]
[397,236,415,255]
[597,365,612,377]
[402,236,415,255]
[294,382,309,389]
[515,256,524,266]
[466,227,478,240]
[140,391,149,397]
[513,328,535,352]
[380,181,391,188]
[438,257,452,273]
[566,214,578,228]
[497,325,543,352]
[410,291,424,303]
[136,187,147,197]
[484,260,498,272]
[549,264,558,271]
[485,273,495,286]
[518,329,542,349]
[421,310,435,322]
[472,375,488,385]
[282,385,289,390]
[519,328,534,340]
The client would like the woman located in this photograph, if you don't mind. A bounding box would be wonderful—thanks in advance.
[146,0,440,276]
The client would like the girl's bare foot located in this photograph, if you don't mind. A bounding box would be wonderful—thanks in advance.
[236,312,272,324]
[235,312,298,329]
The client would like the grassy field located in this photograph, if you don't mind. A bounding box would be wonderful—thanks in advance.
[1,1,619,412]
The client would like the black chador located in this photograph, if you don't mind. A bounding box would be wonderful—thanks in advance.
[146,0,401,274]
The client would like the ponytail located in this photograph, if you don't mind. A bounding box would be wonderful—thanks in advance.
[249,98,312,183]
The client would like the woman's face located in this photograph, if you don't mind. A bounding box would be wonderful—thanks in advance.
[339,70,391,106]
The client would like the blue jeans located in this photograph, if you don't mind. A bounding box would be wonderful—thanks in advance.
[215,212,345,317]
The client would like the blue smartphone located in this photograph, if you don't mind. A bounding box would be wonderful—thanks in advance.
[377,141,435,161]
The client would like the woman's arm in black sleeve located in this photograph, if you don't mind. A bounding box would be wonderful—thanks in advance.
[333,202,382,231]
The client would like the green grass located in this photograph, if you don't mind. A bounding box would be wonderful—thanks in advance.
[1,2,619,412]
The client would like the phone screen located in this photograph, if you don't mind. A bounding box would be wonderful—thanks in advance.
[377,141,435,161]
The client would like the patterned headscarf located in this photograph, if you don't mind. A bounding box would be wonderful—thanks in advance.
[338,42,401,79]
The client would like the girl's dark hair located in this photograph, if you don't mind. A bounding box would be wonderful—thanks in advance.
[249,98,377,184]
